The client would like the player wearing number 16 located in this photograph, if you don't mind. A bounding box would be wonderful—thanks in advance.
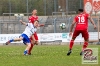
[67,9,97,56]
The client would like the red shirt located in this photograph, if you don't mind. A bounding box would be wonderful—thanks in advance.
[74,13,89,30]
[29,16,38,24]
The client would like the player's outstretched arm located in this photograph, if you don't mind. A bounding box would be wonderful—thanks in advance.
[19,20,27,26]
[88,15,97,29]
[69,20,76,36]
[38,24,44,27]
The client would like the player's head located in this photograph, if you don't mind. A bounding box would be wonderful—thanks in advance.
[78,9,83,13]
[32,9,37,15]
[33,20,39,27]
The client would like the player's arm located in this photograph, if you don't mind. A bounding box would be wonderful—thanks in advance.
[38,24,44,27]
[88,15,97,29]
[29,17,32,23]
[19,20,27,26]
[31,34,38,45]
[30,34,36,44]
[37,18,44,27]
[69,19,76,36]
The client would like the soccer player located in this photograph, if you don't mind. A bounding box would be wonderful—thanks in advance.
[67,9,97,56]
[5,20,39,55]
[28,9,44,55]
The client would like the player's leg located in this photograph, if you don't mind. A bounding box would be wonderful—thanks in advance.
[5,36,23,45]
[28,32,39,55]
[28,32,37,55]
[20,34,31,55]
[24,43,31,55]
[67,37,76,56]
[80,30,89,55]
[67,30,80,56]
[28,36,34,55]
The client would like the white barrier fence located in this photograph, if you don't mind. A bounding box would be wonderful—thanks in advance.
[0,32,98,43]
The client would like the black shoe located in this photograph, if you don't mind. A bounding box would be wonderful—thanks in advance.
[67,49,72,56]
[28,53,32,55]
[80,51,83,56]
[5,41,10,45]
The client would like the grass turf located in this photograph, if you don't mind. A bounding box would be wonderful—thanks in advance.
[0,45,99,66]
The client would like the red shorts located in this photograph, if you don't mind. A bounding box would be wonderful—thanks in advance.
[30,32,38,41]
[72,29,89,40]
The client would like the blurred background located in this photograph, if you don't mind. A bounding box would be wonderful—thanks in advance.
[0,0,98,34]
[0,0,83,16]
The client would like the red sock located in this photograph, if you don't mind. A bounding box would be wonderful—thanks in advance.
[82,42,88,51]
[69,40,74,50]
[28,43,34,54]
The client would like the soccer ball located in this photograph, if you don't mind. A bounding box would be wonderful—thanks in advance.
[59,23,66,29]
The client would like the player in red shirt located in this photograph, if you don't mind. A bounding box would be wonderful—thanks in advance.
[67,9,97,56]
[28,9,44,55]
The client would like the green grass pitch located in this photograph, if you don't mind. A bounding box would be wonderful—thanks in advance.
[0,44,99,66]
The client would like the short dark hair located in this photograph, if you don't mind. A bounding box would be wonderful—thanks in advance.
[34,20,39,23]
[78,9,83,12]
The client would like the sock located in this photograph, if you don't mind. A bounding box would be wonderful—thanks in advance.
[28,44,34,54]
[82,42,88,51]
[69,40,74,50]
[24,50,28,55]
[9,39,14,43]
